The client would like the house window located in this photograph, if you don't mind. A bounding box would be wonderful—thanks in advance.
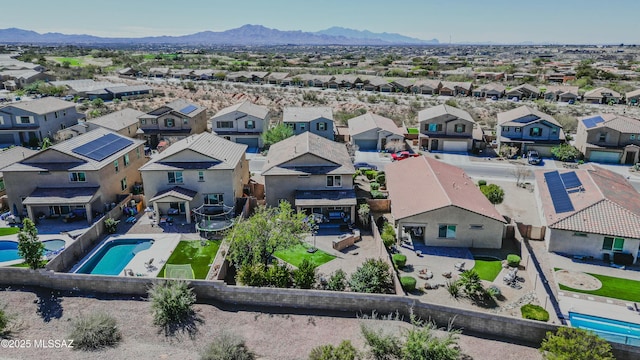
[326,175,342,187]
[428,123,442,132]
[167,171,183,184]
[317,122,327,131]
[573,232,588,237]
[438,224,457,238]
[245,120,255,129]
[54,111,58,119]
[140,119,147,125]
[183,118,189,125]
[288,123,296,130]
[69,172,86,182]
[551,128,558,134]
[198,171,204,182]
[136,146,141,159]
[114,160,119,173]
[217,121,233,128]
[123,154,130,167]
[165,118,175,127]
[631,134,636,140]
[120,177,127,191]
[0,179,4,191]
[602,237,624,251]
[300,123,306,130]
[502,126,510,132]
[19,116,31,124]
[44,115,47,121]
[515,127,521,133]
[598,133,607,142]
[298,174,310,178]
[0,116,3,125]
[204,193,223,205]
[469,224,484,230]
[530,127,542,137]
[454,124,466,133]
[152,119,158,125]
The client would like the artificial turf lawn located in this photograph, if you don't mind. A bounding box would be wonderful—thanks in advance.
[274,243,336,268]
[471,257,503,281]
[55,57,83,66]
[0,227,20,236]
[555,268,640,302]
[158,240,220,280]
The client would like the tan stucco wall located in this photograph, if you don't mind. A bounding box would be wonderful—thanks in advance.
[546,228,639,264]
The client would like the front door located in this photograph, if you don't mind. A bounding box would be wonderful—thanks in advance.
[380,138,387,151]
[625,151,636,165]
[431,139,439,151]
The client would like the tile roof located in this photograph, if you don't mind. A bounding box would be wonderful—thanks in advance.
[626,89,640,98]
[348,113,403,137]
[413,79,441,89]
[140,132,246,171]
[211,100,269,120]
[50,79,124,93]
[497,105,562,127]
[580,113,640,134]
[536,165,640,238]
[584,87,621,99]
[165,99,206,118]
[283,107,333,123]
[418,104,475,123]
[0,146,38,177]
[88,108,145,132]
[3,97,76,115]
[262,132,354,176]
[386,156,505,223]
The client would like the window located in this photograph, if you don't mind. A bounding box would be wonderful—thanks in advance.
[573,232,588,237]
[152,119,158,125]
[43,115,47,121]
[298,174,310,178]
[529,127,542,137]
[167,171,183,184]
[515,127,521,133]
[165,118,175,127]
[198,171,204,182]
[438,224,457,238]
[120,177,127,191]
[326,175,342,187]
[428,123,442,132]
[19,116,31,124]
[114,160,119,173]
[502,126,510,132]
[136,146,141,159]
[123,153,130,167]
[140,119,147,125]
[204,193,223,205]
[217,121,233,128]
[598,133,607,142]
[454,124,466,133]
[631,134,636,140]
[245,120,255,129]
[54,111,58,119]
[69,172,86,182]
[300,123,306,130]
[602,237,624,251]
[317,122,327,131]
[288,123,296,130]
[0,116,4,125]
[183,118,189,125]
[551,128,557,134]
[0,179,5,191]
[469,224,484,230]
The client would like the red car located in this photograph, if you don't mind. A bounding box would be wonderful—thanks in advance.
[391,151,420,161]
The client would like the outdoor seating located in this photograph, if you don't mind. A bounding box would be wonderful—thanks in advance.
[454,262,465,271]
[418,269,433,280]
[442,271,452,278]
[144,258,155,270]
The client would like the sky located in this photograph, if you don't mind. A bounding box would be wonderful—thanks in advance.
[2,0,637,44]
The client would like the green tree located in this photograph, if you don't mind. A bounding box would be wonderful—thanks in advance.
[226,201,309,268]
[480,184,504,204]
[550,144,580,162]
[293,258,316,289]
[348,258,393,294]
[261,123,294,149]
[91,98,105,108]
[17,218,44,269]
[540,327,614,360]
[326,269,347,291]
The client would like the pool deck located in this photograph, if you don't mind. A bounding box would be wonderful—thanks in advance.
[0,233,76,267]
[559,293,640,326]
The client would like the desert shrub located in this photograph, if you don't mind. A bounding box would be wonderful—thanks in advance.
[375,173,386,185]
[148,281,196,329]
[521,304,549,322]
[477,179,487,186]
[381,223,396,248]
[237,263,266,286]
[446,280,461,299]
[0,304,9,336]
[349,258,393,294]
[486,285,502,298]
[309,340,358,360]
[480,183,504,204]
[540,327,614,360]
[264,263,292,288]
[326,269,347,291]
[400,276,417,291]
[507,254,521,267]
[69,312,122,351]
[370,190,387,199]
[201,331,255,360]
[392,253,407,268]
[104,217,120,234]
[293,259,316,289]
[369,182,380,191]
[364,170,378,180]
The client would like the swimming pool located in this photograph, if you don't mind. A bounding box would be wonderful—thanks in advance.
[569,312,640,346]
[0,239,66,263]
[75,238,153,275]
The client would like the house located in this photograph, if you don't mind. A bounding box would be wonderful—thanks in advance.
[0,146,38,197]
[0,69,54,89]
[348,113,405,151]
[0,97,83,147]
[139,132,248,224]
[412,79,441,95]
[362,77,388,92]
[148,67,171,78]
[583,87,621,104]
[210,100,270,149]
[496,106,564,156]
[261,132,356,223]
[1,128,146,223]
[472,83,506,98]
[625,89,640,106]
[104,85,153,100]
[390,78,414,93]
[283,107,334,140]
[265,72,290,85]
[49,79,124,99]
[418,104,480,152]
[535,166,640,264]
[505,84,539,101]
[117,67,137,77]
[137,99,208,148]
[192,69,214,81]
[439,81,472,96]
[543,85,579,103]
[386,156,506,248]
[88,108,146,138]
[574,113,640,164]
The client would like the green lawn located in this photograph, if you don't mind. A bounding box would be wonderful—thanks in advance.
[158,240,220,280]
[55,57,84,66]
[10,262,29,268]
[471,256,503,281]
[0,227,20,236]
[555,268,640,302]
[274,243,336,268]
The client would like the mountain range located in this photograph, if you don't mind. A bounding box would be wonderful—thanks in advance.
[0,25,438,46]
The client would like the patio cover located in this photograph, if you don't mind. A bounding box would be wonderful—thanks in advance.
[149,186,197,203]
[22,187,99,206]
[294,189,357,207]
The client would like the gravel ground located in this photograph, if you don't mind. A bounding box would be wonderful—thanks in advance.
[0,286,541,360]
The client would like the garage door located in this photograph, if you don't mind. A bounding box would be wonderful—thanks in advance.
[355,139,378,151]
[235,137,259,148]
[589,151,621,164]
[442,141,468,152]
[0,134,14,146]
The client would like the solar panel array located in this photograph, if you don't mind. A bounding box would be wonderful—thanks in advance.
[560,172,582,189]
[544,171,575,213]
[72,133,134,162]
[179,104,198,115]
[582,116,605,129]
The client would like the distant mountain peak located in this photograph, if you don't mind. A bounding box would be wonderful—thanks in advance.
[315,26,438,44]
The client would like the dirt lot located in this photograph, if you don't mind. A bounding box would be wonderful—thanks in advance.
[0,286,541,360]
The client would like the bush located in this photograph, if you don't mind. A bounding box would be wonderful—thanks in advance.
[326,269,348,291]
[148,281,196,330]
[477,179,487,186]
[364,170,378,180]
[480,184,504,204]
[201,331,256,360]
[369,182,380,191]
[521,304,549,322]
[550,144,580,162]
[69,312,122,351]
[349,258,393,294]
[446,281,461,298]
[104,217,120,234]
[381,223,396,248]
[264,263,292,288]
[375,173,386,185]
[293,259,316,289]
[309,340,358,360]
[486,285,501,298]
[0,304,9,336]
[237,263,266,286]
[400,276,417,291]
[540,327,614,360]
[392,253,407,268]
[370,190,387,199]
[507,254,521,267]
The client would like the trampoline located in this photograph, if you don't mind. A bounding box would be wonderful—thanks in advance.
[192,204,236,238]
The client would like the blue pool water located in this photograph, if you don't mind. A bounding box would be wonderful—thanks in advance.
[569,312,640,346]
[0,239,66,263]
[75,239,153,275]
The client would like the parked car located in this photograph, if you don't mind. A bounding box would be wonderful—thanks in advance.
[353,162,378,171]
[527,150,541,165]
[391,151,420,161]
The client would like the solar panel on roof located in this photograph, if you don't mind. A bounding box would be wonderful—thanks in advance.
[72,133,134,162]
[544,171,575,213]
[560,172,582,189]
[582,116,605,129]
[179,105,198,115]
